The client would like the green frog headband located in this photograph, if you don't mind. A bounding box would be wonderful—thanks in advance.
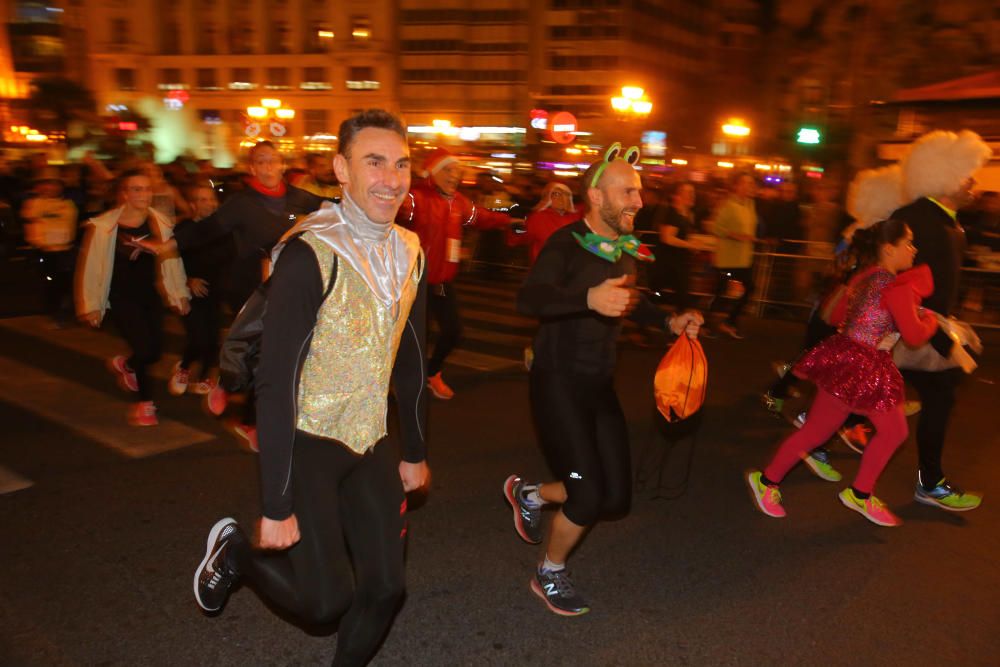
[589,142,641,189]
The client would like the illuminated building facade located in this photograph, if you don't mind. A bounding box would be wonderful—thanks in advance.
[76,0,395,158]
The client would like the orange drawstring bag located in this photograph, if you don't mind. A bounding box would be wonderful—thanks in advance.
[654,335,708,423]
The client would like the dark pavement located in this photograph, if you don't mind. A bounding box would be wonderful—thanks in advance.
[1,272,999,666]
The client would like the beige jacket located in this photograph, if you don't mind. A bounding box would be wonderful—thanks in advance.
[75,206,190,318]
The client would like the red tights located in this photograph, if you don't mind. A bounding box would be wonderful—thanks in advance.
[764,389,908,494]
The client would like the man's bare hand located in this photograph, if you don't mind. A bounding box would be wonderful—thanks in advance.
[399,460,430,493]
[175,297,191,316]
[188,278,210,297]
[669,310,705,338]
[587,274,638,317]
[258,515,300,550]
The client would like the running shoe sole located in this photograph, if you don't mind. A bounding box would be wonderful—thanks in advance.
[529,578,590,617]
[838,430,866,455]
[193,517,237,612]
[427,384,453,400]
[838,492,899,527]
[913,492,980,512]
[503,475,541,544]
[108,356,139,392]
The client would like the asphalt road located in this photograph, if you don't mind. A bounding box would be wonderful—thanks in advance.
[1,275,998,666]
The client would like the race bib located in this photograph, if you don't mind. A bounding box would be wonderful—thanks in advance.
[447,238,461,263]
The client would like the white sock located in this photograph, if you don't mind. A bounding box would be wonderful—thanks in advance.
[541,555,565,573]
[521,484,543,508]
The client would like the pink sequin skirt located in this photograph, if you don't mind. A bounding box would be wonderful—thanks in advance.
[793,334,903,413]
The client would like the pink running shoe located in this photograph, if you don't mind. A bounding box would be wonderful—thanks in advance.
[128,401,158,427]
[189,378,216,396]
[168,362,190,396]
[838,488,901,527]
[230,421,258,453]
[205,383,228,416]
[747,470,786,518]
[109,355,139,392]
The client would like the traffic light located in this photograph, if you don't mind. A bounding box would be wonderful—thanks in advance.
[796,127,821,144]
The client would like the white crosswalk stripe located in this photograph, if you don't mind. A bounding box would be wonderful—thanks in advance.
[0,465,33,495]
[0,355,215,458]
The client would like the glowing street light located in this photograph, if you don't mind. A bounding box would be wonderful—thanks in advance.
[274,108,295,120]
[610,86,653,116]
[247,106,268,119]
[261,98,282,109]
[722,119,751,137]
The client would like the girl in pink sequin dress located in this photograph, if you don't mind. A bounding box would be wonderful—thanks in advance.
[747,219,938,526]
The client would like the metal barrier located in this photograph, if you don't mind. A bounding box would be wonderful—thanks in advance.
[467,231,1000,330]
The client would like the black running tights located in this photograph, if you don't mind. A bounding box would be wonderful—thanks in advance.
[233,433,406,667]
[108,289,163,401]
[529,369,632,527]
[427,285,462,377]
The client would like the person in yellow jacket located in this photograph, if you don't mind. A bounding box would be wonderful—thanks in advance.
[76,169,190,426]
[22,169,78,324]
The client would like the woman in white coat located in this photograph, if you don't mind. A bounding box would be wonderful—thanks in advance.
[76,169,190,425]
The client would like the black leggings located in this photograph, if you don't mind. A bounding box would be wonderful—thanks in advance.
[232,433,406,666]
[530,369,631,527]
[181,294,221,378]
[109,289,163,401]
[902,367,962,487]
[711,266,754,327]
[427,284,462,376]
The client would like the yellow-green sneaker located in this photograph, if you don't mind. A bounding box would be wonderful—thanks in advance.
[914,477,982,512]
[802,449,842,482]
[839,488,901,527]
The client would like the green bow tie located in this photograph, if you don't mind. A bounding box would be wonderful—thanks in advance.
[572,231,655,263]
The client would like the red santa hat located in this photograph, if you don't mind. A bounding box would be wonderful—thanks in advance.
[424,147,460,175]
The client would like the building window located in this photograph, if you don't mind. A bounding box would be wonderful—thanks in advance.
[229,67,255,90]
[301,67,331,90]
[306,21,333,52]
[115,68,136,91]
[266,67,290,89]
[351,16,371,41]
[161,23,180,54]
[269,21,290,53]
[230,22,254,54]
[110,18,128,46]
[304,109,328,135]
[197,22,217,54]
[346,66,379,90]
[158,68,183,90]
[197,68,219,90]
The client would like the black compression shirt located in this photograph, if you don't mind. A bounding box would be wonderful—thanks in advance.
[517,219,668,376]
[255,238,428,520]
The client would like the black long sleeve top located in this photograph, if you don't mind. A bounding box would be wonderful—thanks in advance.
[517,219,668,377]
[172,185,324,258]
[891,197,966,356]
[254,238,428,520]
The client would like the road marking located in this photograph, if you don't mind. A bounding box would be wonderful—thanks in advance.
[0,316,182,381]
[0,465,33,494]
[0,356,215,458]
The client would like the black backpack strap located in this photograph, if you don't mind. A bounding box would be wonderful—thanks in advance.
[322,254,338,300]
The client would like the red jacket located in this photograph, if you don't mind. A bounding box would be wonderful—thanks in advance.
[509,207,582,264]
[397,178,510,284]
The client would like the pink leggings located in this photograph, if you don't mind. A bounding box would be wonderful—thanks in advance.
[764,389,908,494]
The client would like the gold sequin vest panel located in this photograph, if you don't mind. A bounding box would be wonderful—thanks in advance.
[296,233,420,453]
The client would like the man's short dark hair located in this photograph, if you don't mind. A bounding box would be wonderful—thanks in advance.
[338,109,407,157]
[248,140,279,162]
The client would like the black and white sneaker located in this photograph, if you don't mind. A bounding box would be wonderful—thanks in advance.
[503,475,543,544]
[193,517,241,613]
[530,568,590,617]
